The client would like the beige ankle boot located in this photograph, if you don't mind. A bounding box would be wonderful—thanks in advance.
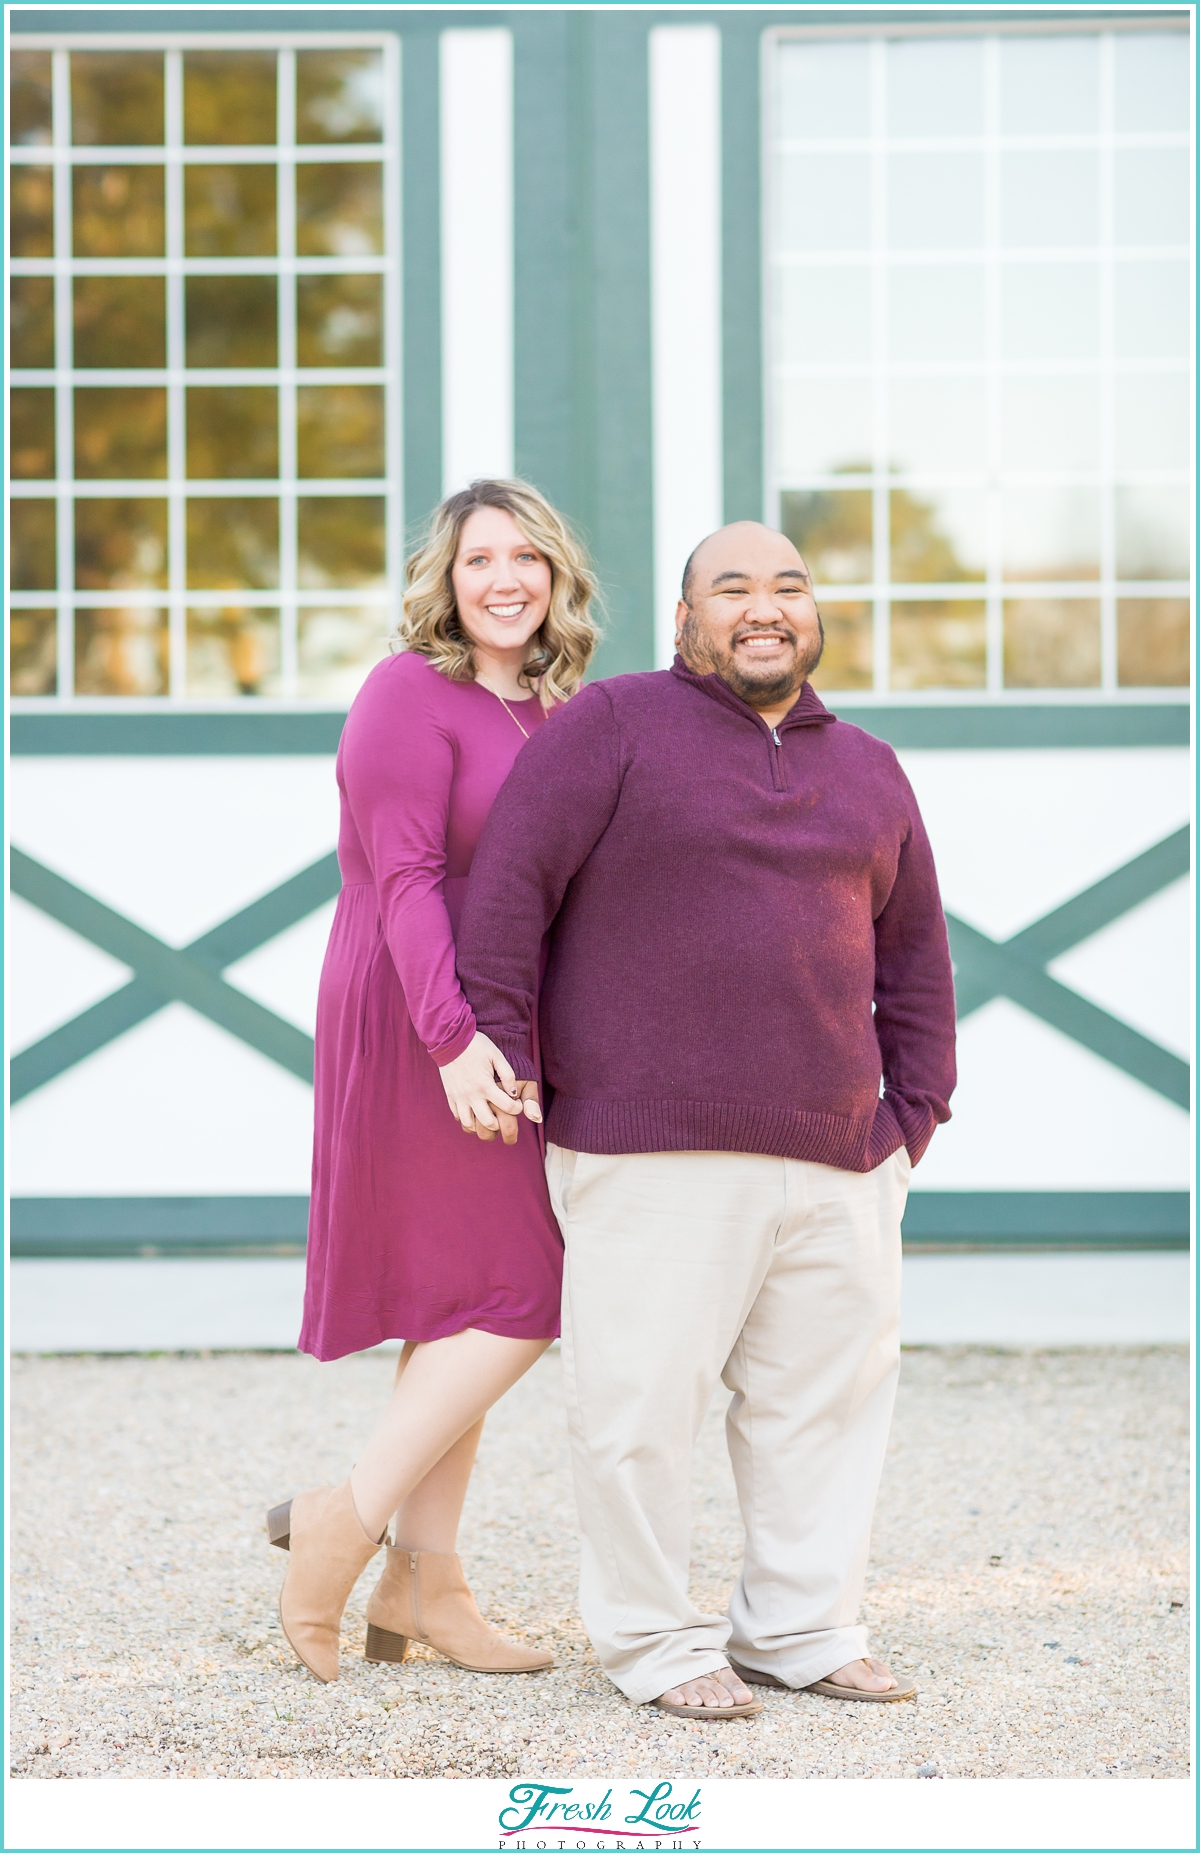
[266,1481,383,1683]
[364,1547,553,1673]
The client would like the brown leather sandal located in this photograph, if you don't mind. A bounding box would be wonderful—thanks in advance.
[651,1670,763,1720]
[651,1694,763,1720]
[728,1655,916,1703]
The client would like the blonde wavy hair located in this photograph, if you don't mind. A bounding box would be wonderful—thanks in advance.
[394,479,600,702]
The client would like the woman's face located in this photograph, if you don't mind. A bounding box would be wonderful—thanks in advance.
[451,507,552,660]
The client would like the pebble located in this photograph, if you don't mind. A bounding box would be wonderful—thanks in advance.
[9,1345,1189,1781]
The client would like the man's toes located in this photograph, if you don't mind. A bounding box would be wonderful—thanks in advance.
[659,1671,755,1709]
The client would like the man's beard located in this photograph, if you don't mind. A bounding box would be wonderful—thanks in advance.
[679,612,824,708]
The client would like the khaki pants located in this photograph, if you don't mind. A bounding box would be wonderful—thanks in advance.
[545,1143,910,1703]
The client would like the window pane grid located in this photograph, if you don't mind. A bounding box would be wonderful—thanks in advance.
[8,36,399,705]
[766,26,1192,695]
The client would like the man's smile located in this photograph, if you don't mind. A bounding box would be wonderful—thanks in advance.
[735,630,792,652]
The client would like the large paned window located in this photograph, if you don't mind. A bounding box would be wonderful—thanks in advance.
[8,37,399,701]
[766,27,1191,694]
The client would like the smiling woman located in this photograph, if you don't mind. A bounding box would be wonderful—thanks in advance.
[265,477,600,1688]
[396,477,599,705]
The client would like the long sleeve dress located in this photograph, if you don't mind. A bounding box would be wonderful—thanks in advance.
[299,649,564,1362]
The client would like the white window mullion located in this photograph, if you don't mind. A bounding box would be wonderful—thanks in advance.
[51,48,74,702]
[869,38,890,694]
[277,48,298,700]
[383,33,405,622]
[1098,33,1118,693]
[983,36,1004,694]
[165,49,187,702]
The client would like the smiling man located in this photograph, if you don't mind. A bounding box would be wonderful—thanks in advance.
[456,521,957,1722]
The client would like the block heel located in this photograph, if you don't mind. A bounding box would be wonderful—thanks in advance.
[365,1623,410,1665]
[267,1500,293,1550]
[364,1547,554,1672]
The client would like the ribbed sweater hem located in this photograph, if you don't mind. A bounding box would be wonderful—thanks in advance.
[546,1095,908,1174]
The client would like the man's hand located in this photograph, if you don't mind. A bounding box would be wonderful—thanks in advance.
[437,1034,542,1146]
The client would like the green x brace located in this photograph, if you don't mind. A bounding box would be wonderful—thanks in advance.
[10,825,1191,1110]
[10,848,341,1103]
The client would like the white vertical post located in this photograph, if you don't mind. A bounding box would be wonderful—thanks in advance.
[649,24,723,669]
[382,33,405,606]
[51,48,74,699]
[439,28,513,495]
[1097,32,1117,693]
[869,38,890,693]
[165,50,186,701]
[277,48,298,699]
[983,36,1003,693]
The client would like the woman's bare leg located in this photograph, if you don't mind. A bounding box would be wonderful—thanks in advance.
[384,1345,485,1552]
[389,1423,483,1551]
[349,1329,550,1544]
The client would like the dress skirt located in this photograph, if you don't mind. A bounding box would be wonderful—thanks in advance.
[299,877,564,1362]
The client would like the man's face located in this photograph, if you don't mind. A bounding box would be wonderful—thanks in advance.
[674,522,823,711]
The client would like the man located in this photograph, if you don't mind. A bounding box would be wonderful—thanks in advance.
[455,521,956,1720]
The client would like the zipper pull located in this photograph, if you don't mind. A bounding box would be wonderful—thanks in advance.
[772,727,782,747]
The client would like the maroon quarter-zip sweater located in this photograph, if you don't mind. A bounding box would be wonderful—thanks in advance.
[456,659,956,1171]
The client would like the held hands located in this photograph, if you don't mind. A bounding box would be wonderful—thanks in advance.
[438,1032,542,1146]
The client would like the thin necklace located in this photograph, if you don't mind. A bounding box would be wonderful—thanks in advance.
[479,680,530,739]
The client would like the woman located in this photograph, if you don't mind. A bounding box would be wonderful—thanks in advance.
[267,479,599,1685]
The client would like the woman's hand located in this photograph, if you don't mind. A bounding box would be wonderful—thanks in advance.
[438,1033,542,1145]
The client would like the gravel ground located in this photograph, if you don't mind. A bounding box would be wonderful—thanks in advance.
[9,1345,1190,1781]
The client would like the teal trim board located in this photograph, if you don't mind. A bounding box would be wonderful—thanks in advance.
[11,713,348,756]
[10,1192,1187,1258]
[902,1192,1189,1251]
[835,704,1190,750]
[10,704,1188,757]
[11,1197,311,1259]
[513,11,580,520]
[587,12,655,677]
[720,14,764,525]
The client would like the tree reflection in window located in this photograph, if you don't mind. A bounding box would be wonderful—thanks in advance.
[9,40,395,703]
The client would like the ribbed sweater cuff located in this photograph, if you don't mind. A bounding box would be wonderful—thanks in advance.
[883,1091,937,1166]
[492,1039,537,1084]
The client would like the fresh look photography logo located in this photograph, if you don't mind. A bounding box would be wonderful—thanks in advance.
[498,1780,703,1848]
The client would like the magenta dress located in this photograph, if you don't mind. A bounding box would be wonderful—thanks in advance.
[299,650,564,1362]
